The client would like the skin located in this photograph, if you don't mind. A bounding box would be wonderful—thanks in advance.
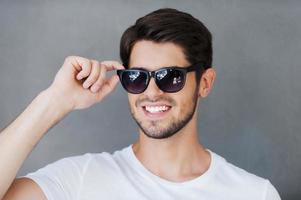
[129,40,216,182]
[0,41,216,199]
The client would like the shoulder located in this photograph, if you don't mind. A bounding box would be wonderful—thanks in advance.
[23,146,128,183]
[43,145,129,171]
[67,147,128,175]
[22,146,131,200]
[210,151,280,199]
[212,151,267,185]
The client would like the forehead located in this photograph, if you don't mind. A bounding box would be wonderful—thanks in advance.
[129,40,189,70]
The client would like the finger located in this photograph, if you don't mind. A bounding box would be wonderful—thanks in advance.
[83,60,100,89]
[65,56,92,79]
[90,62,107,93]
[96,75,120,99]
[76,61,92,80]
[90,61,123,93]
[100,60,125,71]
[67,56,93,80]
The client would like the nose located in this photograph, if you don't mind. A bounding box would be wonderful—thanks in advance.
[143,77,164,98]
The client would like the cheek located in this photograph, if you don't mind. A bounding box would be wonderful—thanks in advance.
[175,96,195,115]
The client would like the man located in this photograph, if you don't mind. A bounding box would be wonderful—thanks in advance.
[0,8,280,199]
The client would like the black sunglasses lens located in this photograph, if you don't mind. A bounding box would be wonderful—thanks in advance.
[121,70,148,94]
[156,69,185,92]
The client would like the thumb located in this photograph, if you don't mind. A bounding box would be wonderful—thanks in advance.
[96,75,120,100]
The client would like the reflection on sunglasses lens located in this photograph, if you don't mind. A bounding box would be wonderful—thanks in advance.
[123,71,147,94]
[121,68,185,94]
[156,69,168,80]
[157,69,184,92]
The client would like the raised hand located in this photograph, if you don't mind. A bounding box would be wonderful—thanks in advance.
[49,56,124,110]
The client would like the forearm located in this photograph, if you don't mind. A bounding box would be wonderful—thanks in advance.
[0,88,72,198]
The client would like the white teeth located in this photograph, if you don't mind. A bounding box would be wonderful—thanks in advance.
[145,105,169,113]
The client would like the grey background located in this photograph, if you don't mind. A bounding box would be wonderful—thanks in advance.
[0,0,300,199]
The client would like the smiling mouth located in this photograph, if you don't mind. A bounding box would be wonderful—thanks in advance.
[143,105,171,113]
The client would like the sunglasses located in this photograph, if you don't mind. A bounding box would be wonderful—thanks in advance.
[117,63,203,94]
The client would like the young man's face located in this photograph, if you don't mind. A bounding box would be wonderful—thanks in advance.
[127,40,200,139]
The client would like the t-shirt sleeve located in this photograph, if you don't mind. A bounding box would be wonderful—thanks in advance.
[22,153,92,200]
[265,181,281,200]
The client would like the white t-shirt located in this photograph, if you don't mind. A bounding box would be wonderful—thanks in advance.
[25,145,281,200]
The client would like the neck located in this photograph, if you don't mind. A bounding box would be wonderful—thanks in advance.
[132,116,211,182]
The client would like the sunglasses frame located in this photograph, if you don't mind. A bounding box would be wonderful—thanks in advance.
[117,63,203,94]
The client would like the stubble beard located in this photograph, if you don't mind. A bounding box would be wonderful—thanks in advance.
[130,91,199,139]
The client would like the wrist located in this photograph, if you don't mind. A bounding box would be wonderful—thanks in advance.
[39,87,74,116]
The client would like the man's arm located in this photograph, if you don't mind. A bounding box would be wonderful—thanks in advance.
[3,178,47,200]
[0,56,124,199]
[0,87,71,200]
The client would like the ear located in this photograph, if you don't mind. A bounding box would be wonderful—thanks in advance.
[198,68,216,98]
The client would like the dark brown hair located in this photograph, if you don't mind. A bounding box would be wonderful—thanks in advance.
[120,8,213,82]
